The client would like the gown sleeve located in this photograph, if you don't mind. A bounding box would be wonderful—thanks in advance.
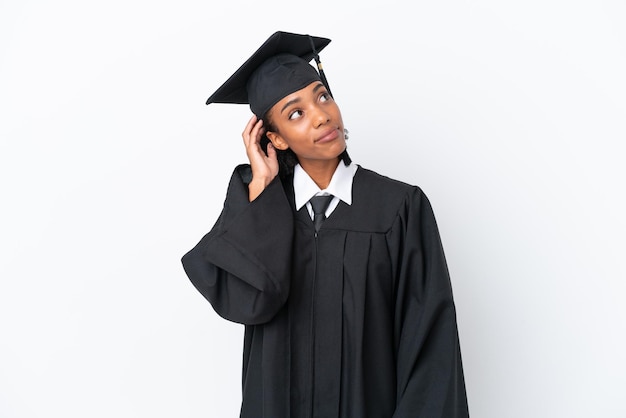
[181,164,294,325]
[391,188,469,417]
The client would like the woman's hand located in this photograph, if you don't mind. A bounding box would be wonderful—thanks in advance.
[242,115,279,201]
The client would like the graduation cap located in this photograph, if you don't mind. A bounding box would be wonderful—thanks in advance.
[206,31,333,118]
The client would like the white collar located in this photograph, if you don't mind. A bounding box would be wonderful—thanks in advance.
[293,161,358,211]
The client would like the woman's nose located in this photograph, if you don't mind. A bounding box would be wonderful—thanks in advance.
[312,106,330,127]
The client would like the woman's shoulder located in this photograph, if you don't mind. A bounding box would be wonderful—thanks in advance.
[348,165,431,232]
[354,165,424,198]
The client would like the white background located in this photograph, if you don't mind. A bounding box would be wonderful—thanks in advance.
[1,0,625,417]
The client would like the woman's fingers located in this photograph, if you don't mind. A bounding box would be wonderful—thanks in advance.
[250,119,265,147]
[242,115,264,153]
[242,115,279,200]
[243,116,265,159]
[242,114,278,174]
[242,115,258,147]
[242,115,269,171]
[266,143,279,175]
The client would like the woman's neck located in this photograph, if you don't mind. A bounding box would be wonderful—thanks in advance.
[299,158,341,190]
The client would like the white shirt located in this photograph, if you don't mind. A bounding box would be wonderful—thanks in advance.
[293,161,358,220]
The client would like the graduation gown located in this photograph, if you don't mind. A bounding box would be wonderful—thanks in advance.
[182,164,469,418]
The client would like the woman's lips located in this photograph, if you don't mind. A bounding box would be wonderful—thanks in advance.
[316,128,339,143]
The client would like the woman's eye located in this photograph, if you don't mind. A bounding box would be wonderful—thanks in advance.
[320,93,330,102]
[288,110,303,120]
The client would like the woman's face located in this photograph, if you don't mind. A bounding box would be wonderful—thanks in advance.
[266,81,346,166]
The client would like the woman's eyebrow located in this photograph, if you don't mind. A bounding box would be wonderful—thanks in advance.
[280,97,301,114]
[280,83,326,114]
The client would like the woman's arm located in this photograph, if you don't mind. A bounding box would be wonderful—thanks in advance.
[182,116,292,324]
[181,165,293,325]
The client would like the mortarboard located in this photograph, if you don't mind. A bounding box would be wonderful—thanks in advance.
[206,31,332,118]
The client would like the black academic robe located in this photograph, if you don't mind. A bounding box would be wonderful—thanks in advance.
[182,164,469,418]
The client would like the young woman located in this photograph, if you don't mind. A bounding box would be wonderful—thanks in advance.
[182,31,469,418]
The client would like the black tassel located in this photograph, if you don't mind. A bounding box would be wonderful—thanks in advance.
[308,35,333,98]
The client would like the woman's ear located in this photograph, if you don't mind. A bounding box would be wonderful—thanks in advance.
[266,131,289,151]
